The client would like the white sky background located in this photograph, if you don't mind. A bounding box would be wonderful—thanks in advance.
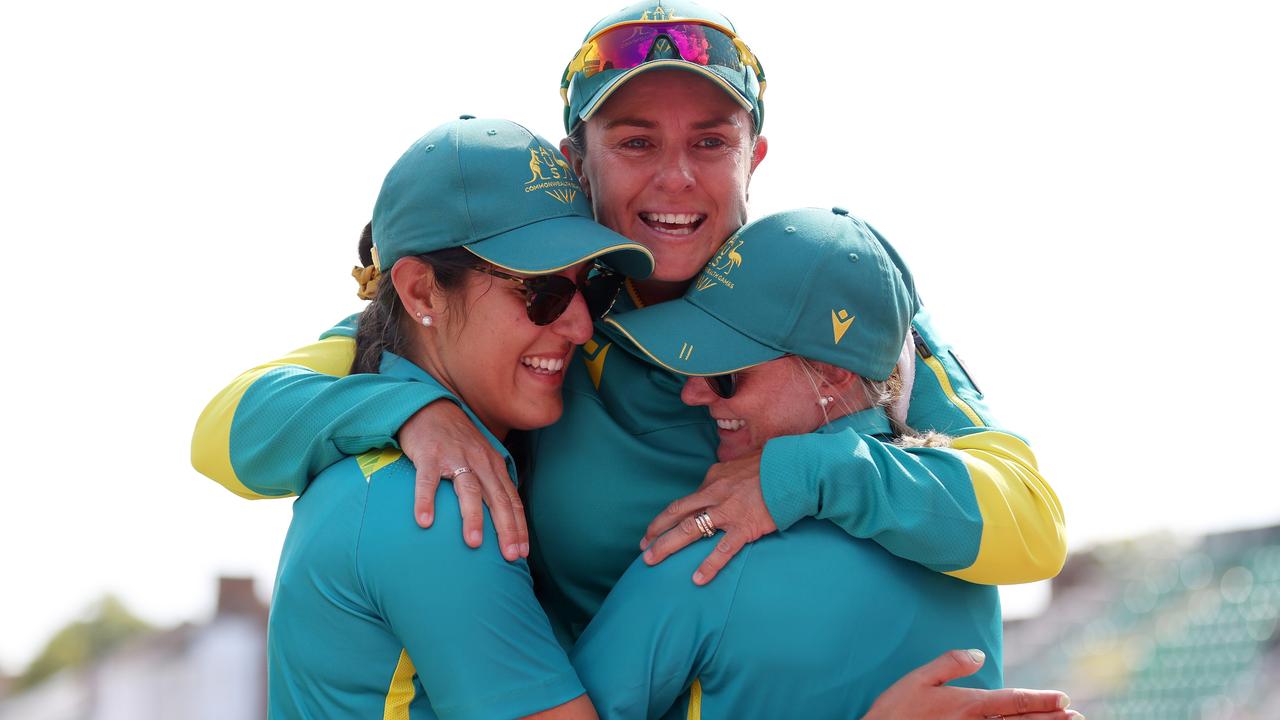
[1,0,1278,673]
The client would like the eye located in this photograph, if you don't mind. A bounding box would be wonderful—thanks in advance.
[696,137,726,149]
[619,137,652,150]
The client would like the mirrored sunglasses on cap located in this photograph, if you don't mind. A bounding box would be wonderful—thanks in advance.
[469,264,626,326]
[560,19,766,101]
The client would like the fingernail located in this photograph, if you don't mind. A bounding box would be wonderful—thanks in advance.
[643,549,655,564]
[1058,694,1071,710]
[520,543,530,556]
[419,512,432,526]
[692,571,705,584]
[468,530,482,545]
[506,544,519,558]
[639,538,648,551]
[966,649,985,663]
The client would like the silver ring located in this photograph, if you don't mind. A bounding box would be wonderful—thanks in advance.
[694,511,716,538]
[984,715,1004,720]
[449,466,474,479]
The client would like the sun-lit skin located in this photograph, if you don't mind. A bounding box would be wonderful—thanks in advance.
[680,357,867,462]
[561,69,768,305]
[392,260,595,441]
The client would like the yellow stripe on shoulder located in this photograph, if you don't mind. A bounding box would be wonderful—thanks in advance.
[357,448,404,481]
[383,648,417,720]
[686,678,703,720]
[943,431,1067,585]
[919,353,984,427]
[190,335,357,499]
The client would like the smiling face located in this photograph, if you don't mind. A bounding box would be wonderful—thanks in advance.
[402,260,596,440]
[566,69,767,301]
[680,356,832,462]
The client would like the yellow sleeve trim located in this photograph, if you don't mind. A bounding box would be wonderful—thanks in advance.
[686,678,703,720]
[919,353,984,427]
[383,648,417,720]
[942,431,1067,585]
[190,335,357,499]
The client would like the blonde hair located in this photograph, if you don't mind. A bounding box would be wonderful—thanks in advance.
[795,358,951,449]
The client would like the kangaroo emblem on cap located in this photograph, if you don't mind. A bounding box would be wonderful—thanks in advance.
[524,143,580,203]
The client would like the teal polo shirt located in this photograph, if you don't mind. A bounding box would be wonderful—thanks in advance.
[268,352,584,720]
[570,408,1003,720]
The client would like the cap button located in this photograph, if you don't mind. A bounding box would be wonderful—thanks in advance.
[486,129,497,136]
[848,253,860,262]
[459,114,476,120]
[832,206,849,216]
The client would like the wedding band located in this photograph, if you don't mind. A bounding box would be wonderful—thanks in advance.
[984,715,1004,720]
[449,466,475,479]
[694,511,716,538]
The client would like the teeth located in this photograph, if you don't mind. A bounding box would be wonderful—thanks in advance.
[716,418,746,431]
[642,212,702,226]
[521,356,565,374]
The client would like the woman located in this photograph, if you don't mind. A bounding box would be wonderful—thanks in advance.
[266,116,654,719]
[571,207,1073,719]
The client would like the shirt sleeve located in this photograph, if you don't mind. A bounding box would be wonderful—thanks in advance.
[759,308,1067,586]
[571,542,734,720]
[358,459,585,720]
[189,317,450,499]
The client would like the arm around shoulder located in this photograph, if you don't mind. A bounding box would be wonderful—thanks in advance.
[190,320,450,499]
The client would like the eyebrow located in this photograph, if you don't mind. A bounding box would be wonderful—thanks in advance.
[600,116,742,131]
[602,117,657,130]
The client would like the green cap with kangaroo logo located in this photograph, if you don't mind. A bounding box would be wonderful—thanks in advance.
[372,116,653,278]
[605,207,917,380]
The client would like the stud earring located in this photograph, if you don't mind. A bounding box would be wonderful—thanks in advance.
[818,396,834,408]
[416,312,433,327]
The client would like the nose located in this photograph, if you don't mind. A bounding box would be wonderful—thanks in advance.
[680,376,715,407]
[654,146,695,194]
[551,288,594,345]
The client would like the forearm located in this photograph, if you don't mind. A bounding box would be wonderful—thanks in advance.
[190,329,447,498]
[760,427,1065,584]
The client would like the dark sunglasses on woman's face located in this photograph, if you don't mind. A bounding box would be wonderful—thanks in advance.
[703,373,738,399]
[469,264,626,326]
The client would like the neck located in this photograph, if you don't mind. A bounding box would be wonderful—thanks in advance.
[404,334,509,442]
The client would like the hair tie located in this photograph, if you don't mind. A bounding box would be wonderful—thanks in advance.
[352,264,381,300]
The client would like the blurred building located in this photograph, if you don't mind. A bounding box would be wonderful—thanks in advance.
[0,577,266,720]
[1005,524,1280,719]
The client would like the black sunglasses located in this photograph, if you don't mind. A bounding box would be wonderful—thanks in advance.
[469,263,626,326]
[703,373,739,399]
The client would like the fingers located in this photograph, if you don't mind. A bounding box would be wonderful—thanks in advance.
[692,529,747,585]
[414,465,442,528]
[970,687,1071,718]
[642,511,711,566]
[906,649,987,687]
[475,455,528,561]
[452,468,486,550]
[642,489,713,550]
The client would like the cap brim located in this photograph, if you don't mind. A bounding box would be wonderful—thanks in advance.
[604,297,784,376]
[466,214,654,278]
[578,60,753,124]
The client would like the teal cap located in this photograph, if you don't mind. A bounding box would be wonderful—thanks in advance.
[561,1,765,134]
[372,116,653,278]
[605,208,918,381]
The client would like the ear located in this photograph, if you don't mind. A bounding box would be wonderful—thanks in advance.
[389,258,446,320]
[808,358,857,394]
[748,134,768,174]
[560,138,591,200]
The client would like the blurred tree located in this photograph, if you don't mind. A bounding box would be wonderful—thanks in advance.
[14,595,153,691]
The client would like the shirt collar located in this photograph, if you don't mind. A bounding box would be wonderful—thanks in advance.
[819,406,893,438]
